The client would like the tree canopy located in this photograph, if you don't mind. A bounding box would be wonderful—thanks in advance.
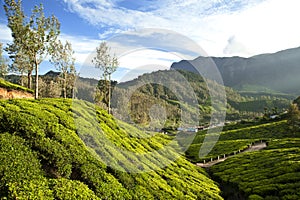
[4,0,60,99]
[92,42,118,113]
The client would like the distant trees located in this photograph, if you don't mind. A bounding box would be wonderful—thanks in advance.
[4,0,60,99]
[50,40,76,98]
[0,43,8,78]
[287,103,300,133]
[38,77,61,98]
[92,42,118,114]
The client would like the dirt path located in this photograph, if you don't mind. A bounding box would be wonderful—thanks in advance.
[196,142,267,168]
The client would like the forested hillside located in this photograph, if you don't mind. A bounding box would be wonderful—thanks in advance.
[113,70,291,127]
[0,98,222,199]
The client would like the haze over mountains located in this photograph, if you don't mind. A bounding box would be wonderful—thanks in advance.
[171,46,300,95]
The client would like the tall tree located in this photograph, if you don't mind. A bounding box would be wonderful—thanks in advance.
[287,103,300,134]
[92,42,118,114]
[0,43,8,78]
[4,0,60,99]
[4,0,31,88]
[50,40,76,98]
[12,50,33,88]
[3,0,29,85]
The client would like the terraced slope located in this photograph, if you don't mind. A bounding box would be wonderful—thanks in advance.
[0,98,222,199]
[211,139,300,199]
[185,120,292,163]
[0,79,34,99]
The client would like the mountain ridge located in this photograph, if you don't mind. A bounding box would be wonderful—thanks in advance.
[170,46,300,95]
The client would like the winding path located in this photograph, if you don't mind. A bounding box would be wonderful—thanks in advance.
[196,141,267,168]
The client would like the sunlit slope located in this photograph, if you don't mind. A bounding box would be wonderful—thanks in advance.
[211,139,300,199]
[185,120,292,163]
[0,98,222,199]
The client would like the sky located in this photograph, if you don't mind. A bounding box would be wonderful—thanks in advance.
[1,0,300,81]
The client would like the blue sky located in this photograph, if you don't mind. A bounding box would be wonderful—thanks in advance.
[1,0,300,81]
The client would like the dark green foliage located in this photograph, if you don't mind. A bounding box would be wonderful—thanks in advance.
[0,98,222,199]
[228,98,290,113]
[287,103,300,133]
[293,96,300,109]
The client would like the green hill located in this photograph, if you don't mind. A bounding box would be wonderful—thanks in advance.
[0,98,222,199]
[0,78,34,94]
[113,70,291,127]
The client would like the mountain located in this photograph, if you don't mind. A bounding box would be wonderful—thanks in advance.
[114,70,290,127]
[170,46,300,95]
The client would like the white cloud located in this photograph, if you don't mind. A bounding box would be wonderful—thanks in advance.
[62,0,300,57]
[57,32,186,80]
[223,35,253,56]
[2,0,300,80]
[57,33,100,67]
[0,24,12,46]
[118,49,180,69]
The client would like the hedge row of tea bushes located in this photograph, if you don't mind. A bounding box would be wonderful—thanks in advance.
[211,138,300,199]
[0,98,222,199]
[185,120,292,163]
[0,78,34,93]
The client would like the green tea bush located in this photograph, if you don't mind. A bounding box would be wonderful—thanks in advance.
[0,98,223,199]
[211,139,300,199]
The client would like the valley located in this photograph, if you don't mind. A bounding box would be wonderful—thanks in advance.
[1,56,299,199]
[0,0,299,198]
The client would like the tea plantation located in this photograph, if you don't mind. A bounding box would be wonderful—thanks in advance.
[0,98,222,199]
[184,118,300,199]
[0,78,34,94]
[185,120,294,163]
[210,138,300,199]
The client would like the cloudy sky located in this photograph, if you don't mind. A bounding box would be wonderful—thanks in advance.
[0,0,300,80]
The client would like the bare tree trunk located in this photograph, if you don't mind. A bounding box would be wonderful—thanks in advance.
[34,61,39,99]
[27,70,32,89]
[63,73,67,98]
[71,74,76,99]
[20,73,24,87]
[108,75,111,114]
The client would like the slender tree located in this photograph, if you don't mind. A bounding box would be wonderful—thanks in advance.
[92,42,118,114]
[3,0,30,85]
[50,40,76,98]
[4,0,60,99]
[12,50,33,88]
